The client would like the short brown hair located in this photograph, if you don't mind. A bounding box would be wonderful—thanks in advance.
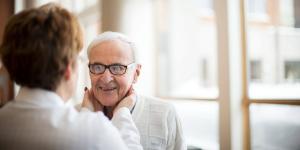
[0,3,83,91]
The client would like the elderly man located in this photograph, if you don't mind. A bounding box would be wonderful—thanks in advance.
[0,4,142,150]
[85,31,186,150]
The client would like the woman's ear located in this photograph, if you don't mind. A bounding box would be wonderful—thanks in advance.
[133,64,141,84]
[64,63,72,80]
[64,59,78,80]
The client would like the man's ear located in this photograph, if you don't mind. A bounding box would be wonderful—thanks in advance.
[133,64,141,84]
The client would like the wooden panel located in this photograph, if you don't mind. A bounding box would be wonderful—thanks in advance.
[0,0,14,107]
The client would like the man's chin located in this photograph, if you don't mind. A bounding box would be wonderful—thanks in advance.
[95,94,117,105]
[100,100,118,107]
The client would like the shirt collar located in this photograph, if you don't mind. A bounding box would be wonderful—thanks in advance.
[15,86,65,107]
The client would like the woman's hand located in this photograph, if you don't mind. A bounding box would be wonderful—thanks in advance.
[113,88,136,115]
[81,87,103,112]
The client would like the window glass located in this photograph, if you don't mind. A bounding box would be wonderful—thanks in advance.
[171,100,219,149]
[154,1,219,149]
[250,104,300,149]
[250,60,262,82]
[247,0,300,99]
[247,0,267,14]
[284,61,300,82]
[157,0,218,99]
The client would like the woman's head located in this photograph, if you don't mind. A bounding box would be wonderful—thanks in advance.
[0,3,83,91]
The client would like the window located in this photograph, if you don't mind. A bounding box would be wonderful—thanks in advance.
[172,100,219,149]
[200,59,208,86]
[246,0,268,21]
[246,0,300,149]
[280,0,294,27]
[250,60,262,82]
[193,0,214,16]
[247,0,267,14]
[284,61,300,82]
[157,0,218,99]
[156,0,218,149]
[250,104,300,149]
[247,0,300,99]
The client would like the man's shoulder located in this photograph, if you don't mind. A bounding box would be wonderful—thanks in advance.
[139,94,169,104]
[138,95,176,113]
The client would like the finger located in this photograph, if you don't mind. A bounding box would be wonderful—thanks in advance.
[82,87,94,111]
[113,92,136,115]
[90,90,103,111]
[127,85,134,96]
[82,88,89,106]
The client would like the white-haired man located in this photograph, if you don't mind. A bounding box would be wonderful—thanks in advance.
[83,31,186,150]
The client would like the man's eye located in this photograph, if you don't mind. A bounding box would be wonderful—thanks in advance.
[111,65,127,73]
[94,65,104,72]
[111,66,123,71]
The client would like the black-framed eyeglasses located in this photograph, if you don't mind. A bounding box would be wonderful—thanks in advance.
[88,62,135,75]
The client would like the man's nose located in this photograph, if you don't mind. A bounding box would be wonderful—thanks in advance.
[100,68,114,83]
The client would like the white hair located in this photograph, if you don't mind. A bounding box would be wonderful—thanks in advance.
[86,31,137,62]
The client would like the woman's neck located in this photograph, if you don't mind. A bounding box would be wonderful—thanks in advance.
[55,83,69,102]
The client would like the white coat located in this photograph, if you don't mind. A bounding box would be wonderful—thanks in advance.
[0,87,143,150]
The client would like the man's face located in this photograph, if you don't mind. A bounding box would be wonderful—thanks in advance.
[88,40,140,107]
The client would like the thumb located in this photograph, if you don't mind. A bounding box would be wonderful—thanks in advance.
[127,86,135,96]
[81,87,94,111]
